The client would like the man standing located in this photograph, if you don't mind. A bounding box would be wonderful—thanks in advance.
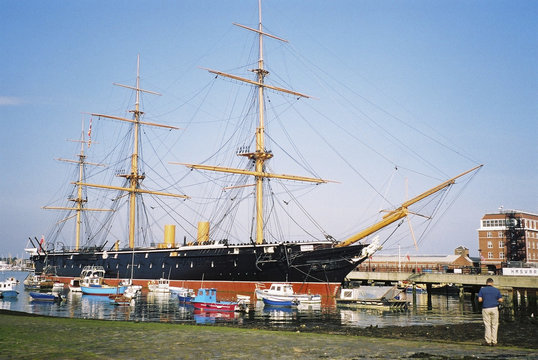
[478,278,503,346]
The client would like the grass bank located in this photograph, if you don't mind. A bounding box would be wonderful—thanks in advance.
[0,310,534,359]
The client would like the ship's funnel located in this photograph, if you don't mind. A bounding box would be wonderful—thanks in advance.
[197,221,210,244]
[163,224,176,248]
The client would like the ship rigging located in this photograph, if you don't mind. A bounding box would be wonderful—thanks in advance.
[28,1,482,297]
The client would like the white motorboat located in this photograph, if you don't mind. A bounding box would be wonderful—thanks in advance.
[255,283,321,306]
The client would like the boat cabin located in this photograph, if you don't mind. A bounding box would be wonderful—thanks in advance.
[194,288,218,303]
[268,283,294,296]
[80,266,106,287]
[0,281,14,291]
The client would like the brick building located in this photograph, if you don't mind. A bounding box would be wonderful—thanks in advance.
[478,210,538,272]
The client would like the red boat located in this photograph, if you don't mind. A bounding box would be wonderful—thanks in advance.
[191,288,247,312]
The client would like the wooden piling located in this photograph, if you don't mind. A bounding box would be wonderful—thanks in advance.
[426,283,432,310]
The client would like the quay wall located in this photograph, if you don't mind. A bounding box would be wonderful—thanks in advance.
[347,271,538,289]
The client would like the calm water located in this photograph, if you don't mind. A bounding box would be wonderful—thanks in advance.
[1,271,483,328]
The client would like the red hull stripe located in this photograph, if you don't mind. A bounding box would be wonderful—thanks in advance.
[56,277,341,304]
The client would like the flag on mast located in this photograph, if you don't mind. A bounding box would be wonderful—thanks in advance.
[88,118,92,147]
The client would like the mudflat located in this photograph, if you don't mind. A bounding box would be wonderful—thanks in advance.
[0,310,535,359]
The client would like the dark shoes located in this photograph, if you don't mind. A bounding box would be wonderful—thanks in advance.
[482,342,497,347]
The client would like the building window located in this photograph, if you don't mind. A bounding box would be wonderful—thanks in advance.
[488,252,493,259]
[487,241,493,248]
[499,252,504,259]
[487,232,492,238]
[499,241,504,248]
[498,232,503,238]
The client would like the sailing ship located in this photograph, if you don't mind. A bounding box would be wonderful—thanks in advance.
[27,2,481,297]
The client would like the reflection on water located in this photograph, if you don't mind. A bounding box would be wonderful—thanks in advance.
[0,297,17,311]
[194,308,239,324]
[1,271,485,328]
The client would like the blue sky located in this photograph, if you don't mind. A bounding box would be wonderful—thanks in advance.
[1,1,536,259]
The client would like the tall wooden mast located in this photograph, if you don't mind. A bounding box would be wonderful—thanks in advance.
[43,119,111,250]
[173,0,329,244]
[254,1,266,246]
[127,56,144,249]
[77,55,189,249]
[174,3,483,248]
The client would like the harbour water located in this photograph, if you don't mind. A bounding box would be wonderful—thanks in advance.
[1,271,483,328]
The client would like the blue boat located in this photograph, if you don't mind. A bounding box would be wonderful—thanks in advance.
[0,280,18,298]
[0,290,18,298]
[256,283,321,306]
[192,288,249,312]
[262,296,298,307]
[176,288,195,303]
[80,285,127,296]
[29,292,63,302]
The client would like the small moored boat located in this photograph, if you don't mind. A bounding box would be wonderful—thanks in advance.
[81,284,127,296]
[192,288,248,312]
[23,273,54,290]
[262,296,299,307]
[0,281,19,298]
[29,291,63,302]
[255,283,321,306]
[148,278,189,295]
[176,288,196,303]
[79,266,127,296]
[336,286,407,310]
[70,265,105,292]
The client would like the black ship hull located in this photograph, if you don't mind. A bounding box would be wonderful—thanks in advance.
[30,241,367,297]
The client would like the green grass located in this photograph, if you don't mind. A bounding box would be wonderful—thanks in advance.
[0,311,534,360]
